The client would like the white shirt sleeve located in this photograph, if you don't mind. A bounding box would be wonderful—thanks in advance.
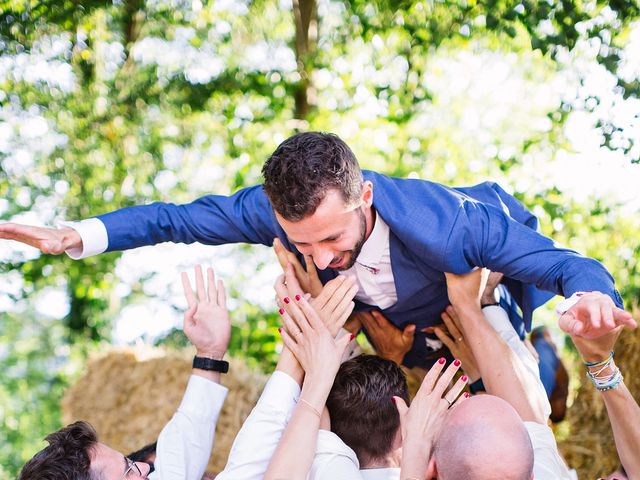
[59,218,109,259]
[149,375,228,480]
[216,370,301,480]
[481,305,552,420]
[524,422,573,480]
[308,430,363,480]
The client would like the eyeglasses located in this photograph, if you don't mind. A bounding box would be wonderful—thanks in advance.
[120,457,142,479]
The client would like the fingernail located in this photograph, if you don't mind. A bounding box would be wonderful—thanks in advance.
[461,375,468,382]
[438,357,446,364]
[278,327,282,333]
[454,359,461,367]
[391,396,396,404]
[464,392,470,398]
[349,333,355,341]
[295,294,301,301]
[279,308,285,315]
[284,297,290,304]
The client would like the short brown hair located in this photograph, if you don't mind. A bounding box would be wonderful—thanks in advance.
[262,132,364,221]
[326,355,409,466]
[19,421,99,480]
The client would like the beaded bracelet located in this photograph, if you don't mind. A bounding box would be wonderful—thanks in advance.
[583,351,614,368]
[583,351,623,391]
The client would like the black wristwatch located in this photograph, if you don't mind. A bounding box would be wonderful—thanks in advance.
[193,356,229,373]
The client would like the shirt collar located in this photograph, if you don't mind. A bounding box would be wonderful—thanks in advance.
[356,209,389,266]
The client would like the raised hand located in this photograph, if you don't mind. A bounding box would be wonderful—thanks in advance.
[559,292,636,339]
[357,310,415,365]
[444,268,490,308]
[181,265,231,359]
[432,306,481,382]
[278,295,353,381]
[0,223,81,254]
[395,358,468,479]
[274,264,358,336]
[273,237,322,297]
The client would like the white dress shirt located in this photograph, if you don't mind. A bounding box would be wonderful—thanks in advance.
[360,468,400,480]
[217,370,363,480]
[340,212,397,309]
[150,374,228,480]
[482,306,573,480]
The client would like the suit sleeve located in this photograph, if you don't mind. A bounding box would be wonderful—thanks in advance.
[443,200,622,307]
[97,185,277,252]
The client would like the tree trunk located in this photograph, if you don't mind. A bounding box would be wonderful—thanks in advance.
[292,0,317,120]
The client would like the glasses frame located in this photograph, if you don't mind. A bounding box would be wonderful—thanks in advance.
[119,457,142,479]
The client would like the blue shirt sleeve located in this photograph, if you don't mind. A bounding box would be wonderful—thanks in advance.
[443,199,622,307]
[97,185,278,252]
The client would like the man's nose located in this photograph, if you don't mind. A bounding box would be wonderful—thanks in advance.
[312,247,334,270]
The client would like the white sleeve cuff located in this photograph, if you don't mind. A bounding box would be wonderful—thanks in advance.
[178,374,228,421]
[59,218,108,259]
[258,370,301,412]
[555,292,599,316]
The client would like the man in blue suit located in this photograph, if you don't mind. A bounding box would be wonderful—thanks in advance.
[0,132,634,368]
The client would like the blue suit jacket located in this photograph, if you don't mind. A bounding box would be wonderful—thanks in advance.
[98,171,622,367]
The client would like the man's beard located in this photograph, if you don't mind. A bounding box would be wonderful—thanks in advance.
[332,207,367,271]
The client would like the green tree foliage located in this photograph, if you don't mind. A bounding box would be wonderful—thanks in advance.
[1,0,639,477]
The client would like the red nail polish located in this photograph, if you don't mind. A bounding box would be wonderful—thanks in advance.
[349,333,355,341]
[279,308,285,315]
[295,294,301,301]
[278,327,282,333]
[284,297,290,304]
[391,397,396,404]
[461,375,468,382]
[454,359,461,367]
[438,357,446,364]
[464,392,470,398]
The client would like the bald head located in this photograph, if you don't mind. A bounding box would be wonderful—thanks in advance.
[434,395,534,480]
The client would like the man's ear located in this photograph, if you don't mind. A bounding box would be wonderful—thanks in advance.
[426,457,438,479]
[361,181,373,208]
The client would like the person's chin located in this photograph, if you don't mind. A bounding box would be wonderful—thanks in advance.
[331,254,356,271]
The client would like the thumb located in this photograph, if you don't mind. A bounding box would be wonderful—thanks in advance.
[183,303,198,326]
[402,324,416,340]
[559,311,583,335]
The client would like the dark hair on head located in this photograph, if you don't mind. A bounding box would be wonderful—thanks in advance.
[127,441,157,463]
[326,354,409,467]
[262,132,364,221]
[19,421,100,480]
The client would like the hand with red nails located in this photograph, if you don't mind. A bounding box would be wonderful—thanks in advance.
[273,237,323,297]
[395,358,469,480]
[355,309,415,365]
[278,295,353,383]
[181,265,230,362]
[559,291,636,339]
[431,307,481,382]
[274,264,358,336]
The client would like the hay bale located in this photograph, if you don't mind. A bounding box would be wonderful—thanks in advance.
[62,346,267,473]
[558,305,640,479]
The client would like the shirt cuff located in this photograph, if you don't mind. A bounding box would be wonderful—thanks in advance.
[178,375,228,421]
[555,292,598,316]
[59,218,108,259]
[258,370,301,412]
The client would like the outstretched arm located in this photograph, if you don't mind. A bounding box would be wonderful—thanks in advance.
[571,329,640,478]
[446,201,635,338]
[0,185,277,259]
[444,270,548,423]
[153,265,231,480]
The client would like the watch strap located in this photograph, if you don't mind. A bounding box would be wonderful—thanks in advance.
[193,356,229,373]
